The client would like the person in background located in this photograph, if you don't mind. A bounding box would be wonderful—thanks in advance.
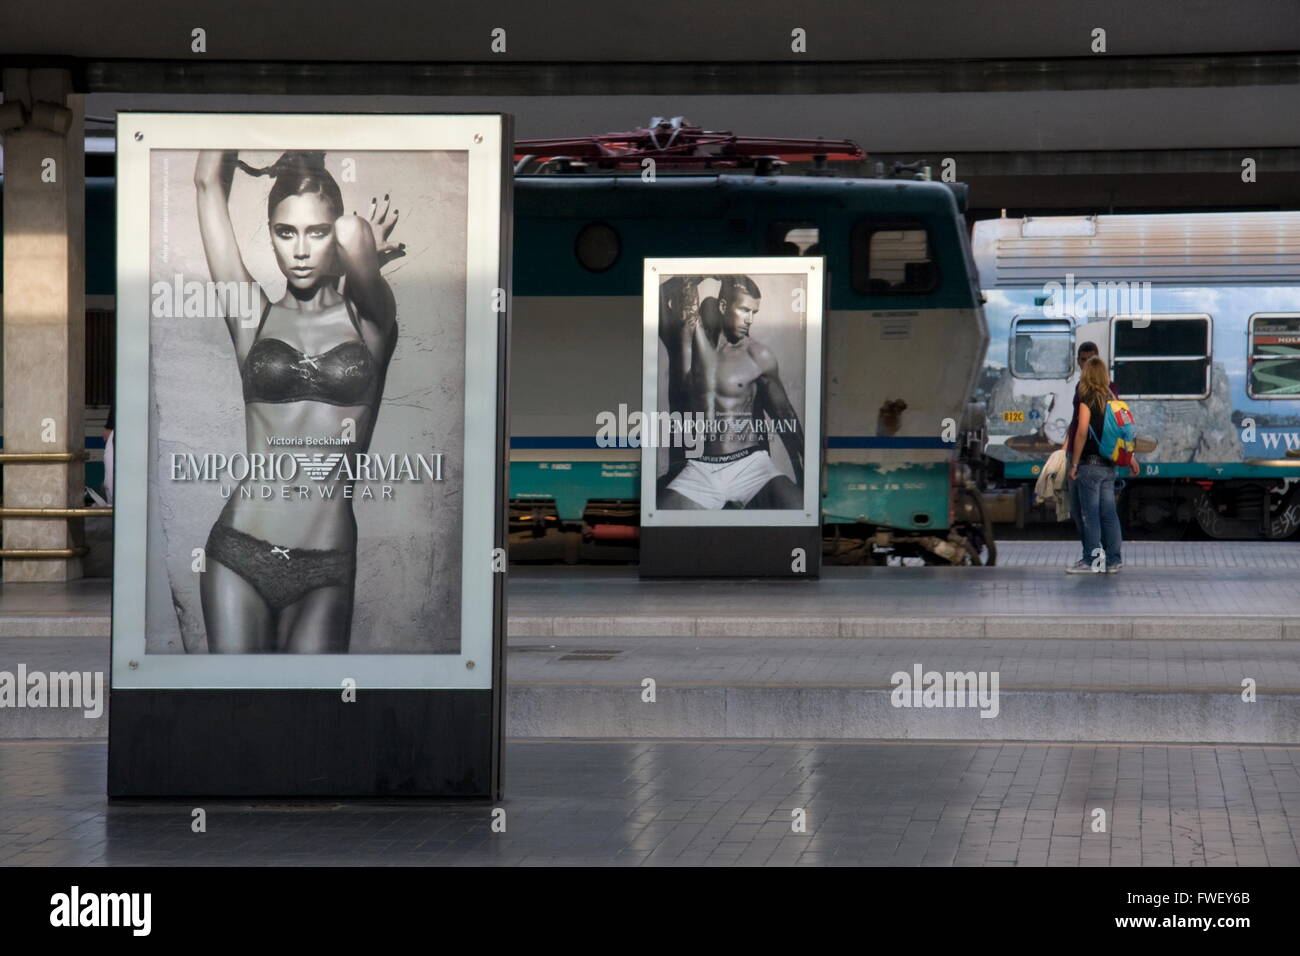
[1067,356,1138,573]
[1063,342,1117,567]
[102,404,114,506]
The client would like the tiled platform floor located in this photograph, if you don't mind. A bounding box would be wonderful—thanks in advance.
[4,542,1300,640]
[2,739,1298,866]
[996,540,1300,569]
[511,561,1300,620]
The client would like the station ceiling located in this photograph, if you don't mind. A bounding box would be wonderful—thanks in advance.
[2,1,1299,63]
[3,1,1297,212]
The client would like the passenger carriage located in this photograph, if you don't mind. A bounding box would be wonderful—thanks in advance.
[971,212,1300,539]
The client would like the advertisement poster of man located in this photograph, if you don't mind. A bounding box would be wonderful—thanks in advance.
[143,138,467,655]
[643,260,823,527]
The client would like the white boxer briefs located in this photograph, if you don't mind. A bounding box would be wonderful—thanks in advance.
[664,450,787,509]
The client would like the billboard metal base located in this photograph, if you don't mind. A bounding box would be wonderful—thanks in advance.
[108,689,498,798]
[638,526,821,578]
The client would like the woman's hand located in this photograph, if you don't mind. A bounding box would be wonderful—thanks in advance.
[1069,464,1078,481]
[1129,459,1140,476]
[356,194,405,267]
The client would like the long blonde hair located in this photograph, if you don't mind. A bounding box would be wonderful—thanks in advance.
[1079,356,1112,408]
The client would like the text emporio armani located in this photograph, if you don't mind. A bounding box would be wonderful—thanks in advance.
[170,451,444,501]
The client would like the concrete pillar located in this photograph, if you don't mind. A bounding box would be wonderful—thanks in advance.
[1,68,85,581]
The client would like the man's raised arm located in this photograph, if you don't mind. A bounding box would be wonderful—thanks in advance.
[754,345,804,486]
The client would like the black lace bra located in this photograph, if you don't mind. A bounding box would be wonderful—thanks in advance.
[241,302,380,407]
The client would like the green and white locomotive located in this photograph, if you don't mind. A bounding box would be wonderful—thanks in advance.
[508,120,991,563]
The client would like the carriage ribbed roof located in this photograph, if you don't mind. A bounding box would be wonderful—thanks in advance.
[972,211,1300,286]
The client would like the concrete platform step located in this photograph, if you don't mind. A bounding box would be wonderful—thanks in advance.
[0,703,106,738]
[0,615,110,638]
[508,684,1300,743]
[7,635,1296,743]
[503,635,1300,743]
[13,683,1297,743]
[0,636,109,738]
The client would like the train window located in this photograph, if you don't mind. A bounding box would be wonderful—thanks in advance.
[1248,314,1300,398]
[766,221,821,256]
[1110,314,1211,399]
[850,221,937,294]
[1010,317,1074,379]
[574,221,621,272]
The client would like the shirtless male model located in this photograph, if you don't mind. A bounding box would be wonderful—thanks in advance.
[658,275,804,510]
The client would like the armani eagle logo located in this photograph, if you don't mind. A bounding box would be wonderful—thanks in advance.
[292,453,344,481]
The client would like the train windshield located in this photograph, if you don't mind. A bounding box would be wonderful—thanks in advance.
[1010,318,1073,378]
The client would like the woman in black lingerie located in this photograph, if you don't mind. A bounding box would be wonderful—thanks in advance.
[194,150,404,652]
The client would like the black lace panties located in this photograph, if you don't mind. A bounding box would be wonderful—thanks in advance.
[205,521,355,611]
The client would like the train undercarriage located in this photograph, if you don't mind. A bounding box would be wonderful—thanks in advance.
[509,480,1003,566]
[995,475,1300,541]
[507,475,1299,567]
[1127,478,1300,540]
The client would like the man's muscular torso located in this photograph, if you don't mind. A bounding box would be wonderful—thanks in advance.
[682,322,773,459]
[660,279,774,458]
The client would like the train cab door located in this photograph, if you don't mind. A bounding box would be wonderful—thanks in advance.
[1002,314,1077,451]
[764,218,825,495]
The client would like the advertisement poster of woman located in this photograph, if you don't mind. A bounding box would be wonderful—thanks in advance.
[113,112,509,670]
[191,149,413,653]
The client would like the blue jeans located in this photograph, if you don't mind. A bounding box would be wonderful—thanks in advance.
[1074,463,1122,567]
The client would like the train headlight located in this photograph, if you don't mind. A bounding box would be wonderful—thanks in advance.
[575,222,621,273]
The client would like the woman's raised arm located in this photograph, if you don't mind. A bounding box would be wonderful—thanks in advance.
[194,152,254,288]
[334,213,397,356]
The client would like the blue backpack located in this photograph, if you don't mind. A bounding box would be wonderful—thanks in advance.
[1088,399,1137,467]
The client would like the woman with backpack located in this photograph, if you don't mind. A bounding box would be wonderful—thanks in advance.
[1067,356,1139,574]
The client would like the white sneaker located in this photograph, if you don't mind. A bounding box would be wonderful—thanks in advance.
[1106,562,1123,574]
[1066,561,1096,574]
